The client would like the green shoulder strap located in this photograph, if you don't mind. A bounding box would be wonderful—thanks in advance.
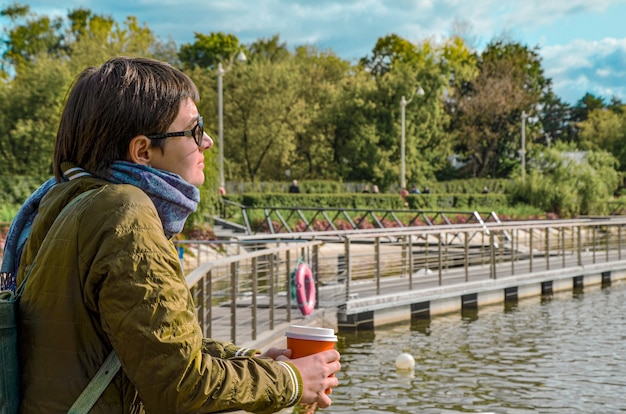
[17,188,121,414]
[67,351,121,414]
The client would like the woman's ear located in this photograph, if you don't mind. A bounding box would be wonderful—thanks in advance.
[127,135,153,165]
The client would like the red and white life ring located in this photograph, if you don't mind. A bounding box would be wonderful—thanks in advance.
[294,263,316,316]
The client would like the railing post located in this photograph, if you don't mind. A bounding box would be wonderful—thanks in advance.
[561,227,565,268]
[592,225,597,264]
[438,233,443,286]
[425,236,429,271]
[207,269,213,338]
[444,233,449,271]
[511,229,516,276]
[481,232,486,265]
[375,237,381,295]
[313,244,319,311]
[400,235,406,278]
[408,236,414,290]
[285,251,291,322]
[606,224,610,262]
[196,274,205,336]
[617,224,622,260]
[490,231,496,279]
[529,228,534,272]
[577,226,582,266]
[269,254,275,330]
[545,227,550,271]
[344,238,351,302]
[230,262,237,343]
[251,257,258,340]
[464,231,469,282]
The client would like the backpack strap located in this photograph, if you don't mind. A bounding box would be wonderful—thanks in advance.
[15,189,97,296]
[15,188,121,413]
[67,351,121,414]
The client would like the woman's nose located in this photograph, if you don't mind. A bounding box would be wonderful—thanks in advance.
[202,132,213,149]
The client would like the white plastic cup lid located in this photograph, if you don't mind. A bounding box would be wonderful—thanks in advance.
[285,324,338,342]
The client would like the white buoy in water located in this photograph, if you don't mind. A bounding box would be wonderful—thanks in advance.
[395,353,415,370]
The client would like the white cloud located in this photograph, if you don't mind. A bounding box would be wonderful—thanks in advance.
[4,0,626,105]
[542,38,626,103]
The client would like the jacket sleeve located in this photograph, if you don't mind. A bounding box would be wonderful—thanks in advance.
[81,188,302,413]
[201,339,261,358]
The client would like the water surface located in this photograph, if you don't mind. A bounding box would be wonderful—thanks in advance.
[320,282,626,413]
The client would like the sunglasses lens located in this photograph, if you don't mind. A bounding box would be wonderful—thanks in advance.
[195,117,204,146]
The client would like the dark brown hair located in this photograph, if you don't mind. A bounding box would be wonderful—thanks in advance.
[53,56,200,180]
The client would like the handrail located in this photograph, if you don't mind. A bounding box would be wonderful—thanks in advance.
[180,217,626,345]
[219,197,505,235]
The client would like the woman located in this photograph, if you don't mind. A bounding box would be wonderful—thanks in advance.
[2,57,340,413]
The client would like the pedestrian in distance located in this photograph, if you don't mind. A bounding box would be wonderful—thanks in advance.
[1,56,340,413]
[400,187,409,207]
[289,179,301,193]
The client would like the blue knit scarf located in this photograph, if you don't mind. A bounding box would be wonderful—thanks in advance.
[0,161,200,291]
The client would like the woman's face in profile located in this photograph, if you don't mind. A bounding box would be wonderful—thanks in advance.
[148,98,213,186]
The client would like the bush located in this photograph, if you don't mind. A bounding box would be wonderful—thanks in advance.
[508,147,620,217]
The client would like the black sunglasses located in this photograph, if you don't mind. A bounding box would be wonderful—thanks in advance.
[146,116,204,147]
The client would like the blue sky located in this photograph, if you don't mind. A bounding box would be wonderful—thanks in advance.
[2,0,626,105]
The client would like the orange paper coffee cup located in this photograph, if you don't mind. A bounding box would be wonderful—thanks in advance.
[286,325,338,394]
[285,325,338,358]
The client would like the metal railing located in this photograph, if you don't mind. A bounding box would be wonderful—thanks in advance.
[219,198,508,235]
[181,216,626,345]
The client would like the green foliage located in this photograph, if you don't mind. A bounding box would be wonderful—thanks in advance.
[424,178,511,194]
[1,4,65,67]
[224,178,510,196]
[509,146,620,217]
[0,4,622,225]
[224,191,508,212]
[450,40,548,178]
[223,56,306,182]
[0,204,19,222]
[578,106,626,171]
[0,55,70,177]
[0,175,42,205]
[179,32,241,70]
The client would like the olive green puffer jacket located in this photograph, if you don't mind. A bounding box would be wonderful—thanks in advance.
[17,177,302,413]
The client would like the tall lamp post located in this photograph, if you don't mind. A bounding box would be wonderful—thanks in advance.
[400,86,424,189]
[217,50,247,189]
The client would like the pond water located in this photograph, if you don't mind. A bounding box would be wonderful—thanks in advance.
[314,281,626,413]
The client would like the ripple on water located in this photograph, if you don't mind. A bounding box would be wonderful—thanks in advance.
[327,282,626,413]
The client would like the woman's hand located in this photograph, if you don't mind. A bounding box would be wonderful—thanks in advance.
[277,349,341,408]
[256,347,292,360]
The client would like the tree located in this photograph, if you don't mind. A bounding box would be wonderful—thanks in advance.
[247,34,290,63]
[1,3,64,70]
[0,4,167,178]
[360,33,430,77]
[178,32,241,70]
[287,46,351,180]
[223,56,306,182]
[510,144,619,216]
[578,107,626,171]
[355,34,474,188]
[540,91,576,145]
[0,55,71,177]
[450,40,549,178]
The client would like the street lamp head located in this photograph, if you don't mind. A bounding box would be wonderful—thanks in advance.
[416,86,425,97]
[236,50,247,63]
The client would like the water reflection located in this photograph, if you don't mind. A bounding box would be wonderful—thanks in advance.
[325,282,626,413]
